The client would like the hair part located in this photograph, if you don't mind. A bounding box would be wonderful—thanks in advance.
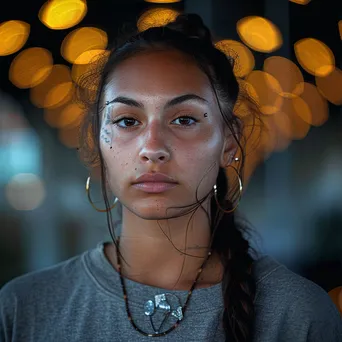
[77,13,263,342]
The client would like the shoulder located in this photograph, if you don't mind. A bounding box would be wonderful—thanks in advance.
[0,252,85,308]
[254,255,342,339]
[255,255,336,309]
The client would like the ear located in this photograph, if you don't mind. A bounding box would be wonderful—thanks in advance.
[220,139,238,168]
[219,127,239,168]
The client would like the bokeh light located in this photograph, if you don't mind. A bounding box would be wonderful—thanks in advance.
[255,118,276,157]
[328,286,342,315]
[289,0,312,4]
[30,65,73,109]
[233,113,268,188]
[0,20,30,56]
[5,173,46,211]
[144,0,181,2]
[61,27,107,64]
[257,117,281,155]
[291,96,312,126]
[267,111,292,151]
[294,38,335,77]
[246,70,283,115]
[295,82,328,126]
[339,20,342,40]
[215,40,255,78]
[73,49,108,65]
[71,50,110,92]
[9,47,53,89]
[234,144,259,188]
[237,16,283,53]
[263,56,304,98]
[59,125,80,148]
[234,79,259,118]
[44,102,85,129]
[137,7,180,32]
[315,67,342,105]
[39,0,87,30]
[279,98,311,140]
[71,63,92,85]
[238,116,265,178]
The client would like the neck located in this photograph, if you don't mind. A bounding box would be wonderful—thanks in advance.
[104,203,223,290]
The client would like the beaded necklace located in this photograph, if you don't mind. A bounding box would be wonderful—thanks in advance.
[115,236,213,337]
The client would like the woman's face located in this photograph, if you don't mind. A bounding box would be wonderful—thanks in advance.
[100,49,235,218]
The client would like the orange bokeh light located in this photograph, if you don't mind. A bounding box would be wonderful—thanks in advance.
[263,56,304,98]
[144,0,181,2]
[315,67,342,105]
[137,7,180,32]
[280,98,311,140]
[234,80,260,118]
[73,49,109,65]
[0,20,30,56]
[289,0,312,4]
[237,16,283,53]
[30,64,73,109]
[246,70,283,115]
[9,47,53,89]
[61,27,108,64]
[294,38,335,77]
[215,40,255,78]
[328,286,342,315]
[59,125,80,148]
[295,82,328,126]
[39,0,87,30]
[45,102,85,129]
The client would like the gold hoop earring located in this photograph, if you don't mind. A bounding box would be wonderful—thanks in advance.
[86,176,119,212]
[213,165,243,214]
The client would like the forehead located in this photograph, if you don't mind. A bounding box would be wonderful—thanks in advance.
[104,49,214,102]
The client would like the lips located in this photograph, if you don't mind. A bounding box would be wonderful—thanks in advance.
[132,182,177,193]
[133,172,177,184]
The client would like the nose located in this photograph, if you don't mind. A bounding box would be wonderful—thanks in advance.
[138,120,171,164]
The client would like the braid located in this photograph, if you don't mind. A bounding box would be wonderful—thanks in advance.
[212,168,257,342]
[222,222,256,341]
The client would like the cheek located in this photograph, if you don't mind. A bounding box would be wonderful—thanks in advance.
[187,130,222,163]
[178,137,222,184]
[102,149,133,195]
[101,143,137,190]
[102,147,133,171]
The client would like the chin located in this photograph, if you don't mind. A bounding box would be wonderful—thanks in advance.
[128,203,183,220]
[134,209,173,220]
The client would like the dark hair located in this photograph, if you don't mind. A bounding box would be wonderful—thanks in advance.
[77,13,263,342]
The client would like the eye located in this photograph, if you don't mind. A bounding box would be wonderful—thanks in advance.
[112,115,199,130]
[172,115,198,127]
[112,117,138,129]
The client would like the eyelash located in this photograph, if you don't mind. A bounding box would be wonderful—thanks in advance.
[111,115,199,130]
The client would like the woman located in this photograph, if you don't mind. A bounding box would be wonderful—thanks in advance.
[0,13,341,342]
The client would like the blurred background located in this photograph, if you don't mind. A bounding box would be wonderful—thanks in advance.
[0,0,341,308]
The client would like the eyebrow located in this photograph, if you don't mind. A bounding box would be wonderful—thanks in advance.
[106,93,209,110]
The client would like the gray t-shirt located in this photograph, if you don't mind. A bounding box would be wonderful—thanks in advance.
[0,241,341,341]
